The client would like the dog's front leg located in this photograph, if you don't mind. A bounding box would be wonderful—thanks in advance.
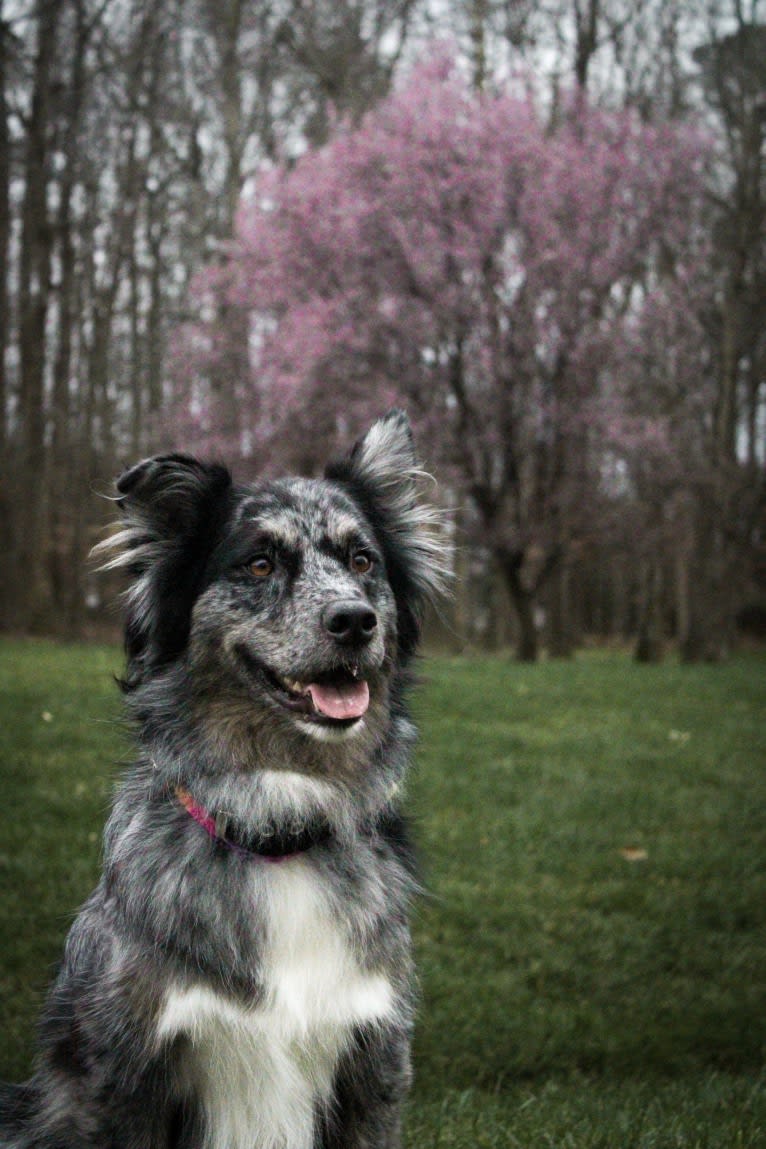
[321,1023,412,1149]
[22,1063,195,1149]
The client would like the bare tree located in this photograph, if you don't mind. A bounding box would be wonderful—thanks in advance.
[13,0,64,628]
[277,0,417,144]
[682,7,766,659]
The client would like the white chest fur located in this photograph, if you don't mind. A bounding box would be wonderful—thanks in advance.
[156,862,394,1149]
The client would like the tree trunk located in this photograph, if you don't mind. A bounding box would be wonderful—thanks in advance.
[498,551,539,662]
[680,500,733,663]
[548,561,576,658]
[635,556,663,663]
[469,0,488,91]
[49,0,89,630]
[674,541,690,652]
[14,0,61,629]
[0,12,12,627]
[573,0,600,91]
[0,11,9,455]
[449,504,470,650]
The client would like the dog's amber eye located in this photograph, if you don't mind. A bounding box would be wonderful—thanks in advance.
[350,552,373,575]
[249,556,273,578]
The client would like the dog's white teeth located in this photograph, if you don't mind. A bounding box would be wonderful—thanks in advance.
[279,675,307,695]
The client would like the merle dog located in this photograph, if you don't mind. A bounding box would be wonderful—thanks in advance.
[0,411,446,1149]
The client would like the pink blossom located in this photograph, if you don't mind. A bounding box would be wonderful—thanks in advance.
[167,46,709,533]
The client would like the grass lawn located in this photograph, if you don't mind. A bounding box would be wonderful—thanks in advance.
[0,638,764,1146]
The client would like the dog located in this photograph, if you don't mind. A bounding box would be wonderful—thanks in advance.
[0,410,446,1149]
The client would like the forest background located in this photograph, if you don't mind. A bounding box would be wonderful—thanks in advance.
[0,0,763,663]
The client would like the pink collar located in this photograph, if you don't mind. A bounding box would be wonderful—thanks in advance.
[174,785,328,863]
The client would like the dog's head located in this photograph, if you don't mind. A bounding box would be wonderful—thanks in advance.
[98,411,446,769]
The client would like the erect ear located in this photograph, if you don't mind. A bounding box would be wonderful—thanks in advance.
[93,454,232,685]
[344,407,419,512]
[326,410,449,654]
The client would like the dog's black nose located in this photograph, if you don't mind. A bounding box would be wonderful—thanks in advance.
[322,601,378,646]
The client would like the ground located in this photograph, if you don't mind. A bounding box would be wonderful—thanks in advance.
[0,640,764,1147]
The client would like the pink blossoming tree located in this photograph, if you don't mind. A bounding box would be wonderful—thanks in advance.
[173,51,708,660]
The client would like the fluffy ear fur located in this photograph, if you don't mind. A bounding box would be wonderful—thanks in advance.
[326,409,449,657]
[93,454,232,686]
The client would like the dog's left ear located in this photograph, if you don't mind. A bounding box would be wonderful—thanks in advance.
[344,408,419,513]
[326,410,449,651]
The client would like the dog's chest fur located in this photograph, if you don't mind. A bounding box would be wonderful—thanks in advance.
[156,860,395,1149]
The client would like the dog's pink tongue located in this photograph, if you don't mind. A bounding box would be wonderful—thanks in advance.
[308,680,370,720]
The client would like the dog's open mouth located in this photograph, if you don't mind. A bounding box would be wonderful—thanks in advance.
[271,668,370,723]
[235,646,370,725]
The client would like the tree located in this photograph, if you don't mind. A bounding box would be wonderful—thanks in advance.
[682,14,766,660]
[276,0,418,145]
[436,0,705,117]
[174,53,708,659]
[0,0,429,633]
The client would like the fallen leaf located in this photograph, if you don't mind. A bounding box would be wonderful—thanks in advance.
[619,846,649,863]
[668,729,691,744]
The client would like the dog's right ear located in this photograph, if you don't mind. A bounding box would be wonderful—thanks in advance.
[94,454,232,686]
[114,453,232,539]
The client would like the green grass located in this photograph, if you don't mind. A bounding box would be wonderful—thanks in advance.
[1,639,765,1146]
